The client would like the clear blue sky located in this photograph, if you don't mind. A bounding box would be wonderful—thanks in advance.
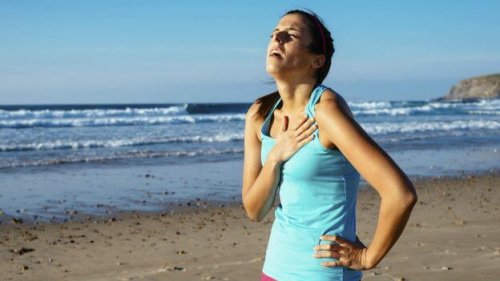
[1,0,499,104]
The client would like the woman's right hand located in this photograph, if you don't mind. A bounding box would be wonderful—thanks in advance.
[269,114,317,164]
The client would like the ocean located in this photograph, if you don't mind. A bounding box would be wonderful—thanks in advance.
[0,99,499,221]
[1,99,499,170]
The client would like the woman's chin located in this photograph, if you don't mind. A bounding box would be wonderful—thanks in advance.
[265,64,283,77]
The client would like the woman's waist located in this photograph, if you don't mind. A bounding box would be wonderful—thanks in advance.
[265,219,358,271]
[272,208,357,243]
[275,193,356,228]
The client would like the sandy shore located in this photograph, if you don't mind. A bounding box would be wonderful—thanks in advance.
[1,172,499,281]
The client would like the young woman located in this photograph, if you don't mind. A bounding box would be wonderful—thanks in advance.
[241,9,417,281]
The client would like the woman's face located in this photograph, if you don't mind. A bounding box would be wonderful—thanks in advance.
[266,13,317,82]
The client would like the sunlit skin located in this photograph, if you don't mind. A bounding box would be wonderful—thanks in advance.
[242,13,417,271]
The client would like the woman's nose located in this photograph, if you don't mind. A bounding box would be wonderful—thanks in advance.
[273,33,283,44]
[273,32,289,44]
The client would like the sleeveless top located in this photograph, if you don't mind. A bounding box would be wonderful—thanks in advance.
[260,85,362,281]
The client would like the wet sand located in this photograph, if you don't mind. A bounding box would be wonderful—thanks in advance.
[1,172,499,281]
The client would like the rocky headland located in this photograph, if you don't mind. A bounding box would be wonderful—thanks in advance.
[442,73,500,100]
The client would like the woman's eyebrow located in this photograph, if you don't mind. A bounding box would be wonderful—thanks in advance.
[273,27,301,33]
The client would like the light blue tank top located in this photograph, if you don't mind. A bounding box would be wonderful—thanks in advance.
[260,85,362,281]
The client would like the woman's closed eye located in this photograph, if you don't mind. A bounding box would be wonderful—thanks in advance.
[270,31,299,41]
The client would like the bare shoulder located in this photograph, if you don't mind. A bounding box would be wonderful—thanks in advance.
[245,101,264,142]
[246,101,264,122]
[314,88,353,119]
[246,100,259,116]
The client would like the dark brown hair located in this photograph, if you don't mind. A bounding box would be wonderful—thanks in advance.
[254,9,335,120]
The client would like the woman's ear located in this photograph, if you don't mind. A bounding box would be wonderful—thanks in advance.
[311,54,326,69]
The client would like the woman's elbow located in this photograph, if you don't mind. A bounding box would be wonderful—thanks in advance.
[401,183,418,209]
[405,190,417,210]
[247,212,262,222]
[242,198,263,222]
[383,181,417,210]
[244,209,264,222]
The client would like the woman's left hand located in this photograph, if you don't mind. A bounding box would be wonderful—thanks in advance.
[313,235,369,270]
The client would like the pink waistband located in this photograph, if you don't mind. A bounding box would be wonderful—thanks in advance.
[261,272,277,281]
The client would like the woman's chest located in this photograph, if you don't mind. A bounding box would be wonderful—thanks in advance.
[261,137,347,180]
[282,143,346,180]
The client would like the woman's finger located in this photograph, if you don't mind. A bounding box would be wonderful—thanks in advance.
[297,134,315,148]
[296,123,317,142]
[314,250,341,259]
[297,117,315,132]
[321,260,343,267]
[292,115,309,131]
[293,118,315,139]
[281,115,289,132]
[314,243,342,252]
[320,235,348,245]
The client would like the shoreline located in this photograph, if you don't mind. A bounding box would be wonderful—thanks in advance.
[1,172,499,280]
[1,169,498,226]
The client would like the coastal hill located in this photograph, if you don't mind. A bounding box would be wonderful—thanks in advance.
[442,73,500,100]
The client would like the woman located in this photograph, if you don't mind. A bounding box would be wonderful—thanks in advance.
[241,9,417,281]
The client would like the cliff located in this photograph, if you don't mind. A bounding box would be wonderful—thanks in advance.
[443,73,500,100]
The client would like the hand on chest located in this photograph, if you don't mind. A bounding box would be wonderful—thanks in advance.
[268,109,311,137]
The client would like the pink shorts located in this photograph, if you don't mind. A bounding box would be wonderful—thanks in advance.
[261,272,277,281]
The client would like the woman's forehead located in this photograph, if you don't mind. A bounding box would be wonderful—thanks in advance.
[276,14,308,31]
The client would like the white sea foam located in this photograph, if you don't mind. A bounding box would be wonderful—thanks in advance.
[349,99,500,116]
[363,120,500,135]
[0,105,188,120]
[0,114,246,128]
[0,133,244,152]
[0,147,244,169]
[349,101,391,109]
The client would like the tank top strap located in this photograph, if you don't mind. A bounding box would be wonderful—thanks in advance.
[305,85,329,138]
[263,97,283,123]
[305,84,329,118]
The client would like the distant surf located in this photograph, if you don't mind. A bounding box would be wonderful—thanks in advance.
[1,99,499,170]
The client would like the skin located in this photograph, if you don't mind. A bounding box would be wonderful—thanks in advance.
[241,13,417,271]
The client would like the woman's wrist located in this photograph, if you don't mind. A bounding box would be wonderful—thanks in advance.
[364,246,379,270]
[267,154,283,166]
[267,150,284,165]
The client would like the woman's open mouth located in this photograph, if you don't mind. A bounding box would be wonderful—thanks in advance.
[270,49,284,59]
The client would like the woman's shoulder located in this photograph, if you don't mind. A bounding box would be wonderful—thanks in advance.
[244,100,267,143]
[315,87,353,118]
[245,100,265,125]
[246,100,260,117]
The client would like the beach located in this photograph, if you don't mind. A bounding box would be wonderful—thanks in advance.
[1,100,499,280]
[2,1,499,279]
[1,171,499,281]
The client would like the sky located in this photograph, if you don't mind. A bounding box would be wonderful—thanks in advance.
[1,0,499,104]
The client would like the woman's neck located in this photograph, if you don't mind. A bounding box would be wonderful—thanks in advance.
[275,80,316,115]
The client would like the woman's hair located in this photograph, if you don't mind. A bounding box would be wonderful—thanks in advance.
[254,9,335,120]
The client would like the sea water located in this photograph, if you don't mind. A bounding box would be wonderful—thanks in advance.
[0,99,498,221]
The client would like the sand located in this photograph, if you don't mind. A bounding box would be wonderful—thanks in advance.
[1,172,499,281]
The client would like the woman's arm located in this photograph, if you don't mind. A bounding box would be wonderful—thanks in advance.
[314,90,417,269]
[241,103,281,221]
[241,104,281,222]
[241,103,316,222]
